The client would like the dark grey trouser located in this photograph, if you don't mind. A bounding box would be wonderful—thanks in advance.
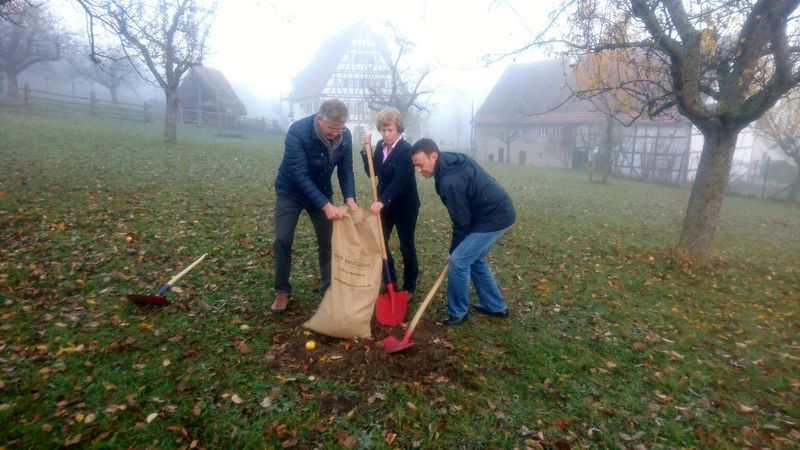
[381,207,419,293]
[273,195,332,294]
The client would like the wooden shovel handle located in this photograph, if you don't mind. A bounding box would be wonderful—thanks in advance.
[364,141,389,260]
[406,263,449,335]
[166,253,207,286]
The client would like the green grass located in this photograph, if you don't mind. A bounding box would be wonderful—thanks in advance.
[1,106,798,449]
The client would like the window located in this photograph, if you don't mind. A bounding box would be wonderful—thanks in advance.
[539,126,548,137]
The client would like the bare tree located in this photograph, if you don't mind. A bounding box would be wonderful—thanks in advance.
[368,24,432,137]
[0,2,67,96]
[74,0,217,143]
[70,46,138,104]
[482,111,528,164]
[513,0,800,262]
[755,95,800,201]
[0,0,34,23]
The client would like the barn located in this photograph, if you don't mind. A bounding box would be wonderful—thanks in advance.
[177,66,247,128]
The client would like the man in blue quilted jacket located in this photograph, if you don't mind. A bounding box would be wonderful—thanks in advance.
[271,99,358,313]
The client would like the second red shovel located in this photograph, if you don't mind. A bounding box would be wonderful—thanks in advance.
[383,263,448,353]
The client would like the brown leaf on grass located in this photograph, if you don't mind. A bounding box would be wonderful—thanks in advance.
[64,434,82,446]
[735,403,755,413]
[655,392,673,403]
[280,438,299,448]
[334,430,357,449]
[619,431,644,441]
[166,425,188,437]
[740,426,757,437]
[552,418,569,430]
[553,440,571,450]
[695,425,714,446]
[311,422,326,432]
[524,439,545,450]
[104,404,126,415]
[235,339,251,354]
[261,388,281,409]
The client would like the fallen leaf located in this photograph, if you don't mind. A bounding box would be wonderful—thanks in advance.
[235,340,251,354]
[261,388,281,409]
[231,394,243,404]
[146,412,158,423]
[524,439,544,450]
[64,434,82,446]
[167,425,189,437]
[162,359,171,367]
[334,430,357,449]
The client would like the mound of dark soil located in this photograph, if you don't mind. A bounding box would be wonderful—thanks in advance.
[266,308,464,390]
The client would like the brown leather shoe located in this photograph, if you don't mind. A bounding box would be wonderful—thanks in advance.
[271,292,289,313]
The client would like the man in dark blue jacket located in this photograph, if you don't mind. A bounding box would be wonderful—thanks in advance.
[271,99,358,313]
[411,138,516,325]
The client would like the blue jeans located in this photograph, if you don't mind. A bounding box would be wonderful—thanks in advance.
[446,228,509,319]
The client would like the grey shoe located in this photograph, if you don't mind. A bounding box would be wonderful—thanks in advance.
[471,305,508,318]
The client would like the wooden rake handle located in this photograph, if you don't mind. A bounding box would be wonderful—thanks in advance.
[406,263,449,336]
[166,253,208,286]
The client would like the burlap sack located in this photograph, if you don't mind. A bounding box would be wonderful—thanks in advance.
[303,207,382,339]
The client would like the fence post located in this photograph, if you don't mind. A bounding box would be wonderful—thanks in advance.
[143,101,151,123]
[23,83,31,105]
[761,156,770,199]
[90,91,97,115]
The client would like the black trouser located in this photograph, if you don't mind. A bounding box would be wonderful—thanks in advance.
[381,207,419,293]
[273,195,332,294]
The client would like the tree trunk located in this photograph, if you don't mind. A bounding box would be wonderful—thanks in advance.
[164,87,179,144]
[788,170,800,202]
[600,116,614,183]
[7,72,19,97]
[110,85,119,105]
[677,129,739,262]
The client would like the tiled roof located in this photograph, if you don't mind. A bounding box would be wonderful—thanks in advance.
[178,66,247,116]
[287,21,392,101]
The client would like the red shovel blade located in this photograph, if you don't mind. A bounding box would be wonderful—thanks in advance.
[383,333,413,353]
[127,294,170,306]
[375,283,408,326]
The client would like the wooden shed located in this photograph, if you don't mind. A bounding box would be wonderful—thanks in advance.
[178,67,247,127]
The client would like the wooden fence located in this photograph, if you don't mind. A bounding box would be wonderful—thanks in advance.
[4,84,282,134]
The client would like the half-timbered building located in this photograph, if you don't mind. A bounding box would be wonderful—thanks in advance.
[287,22,393,136]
